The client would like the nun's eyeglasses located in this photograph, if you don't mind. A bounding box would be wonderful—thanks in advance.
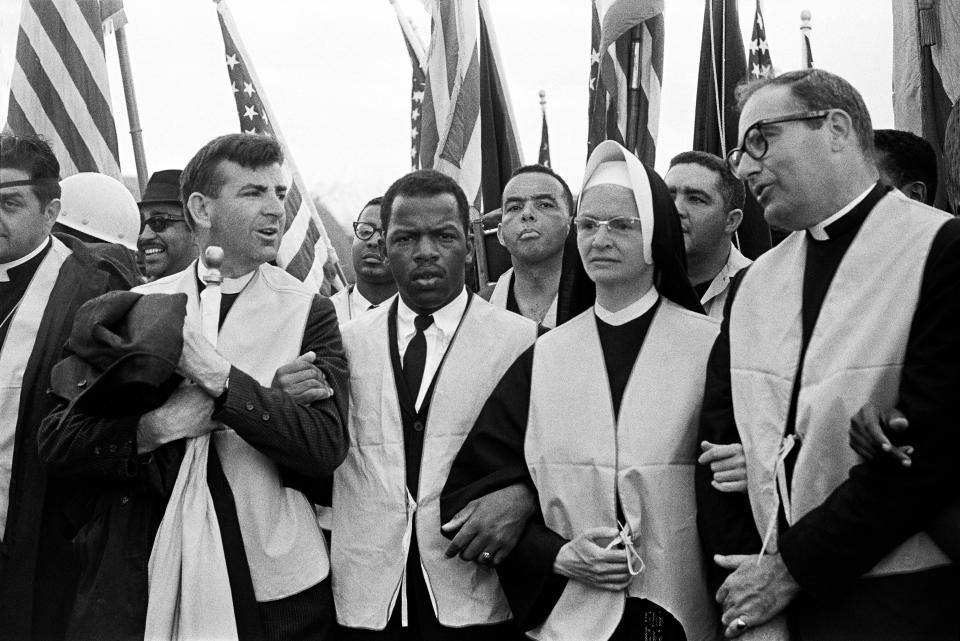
[574,215,642,235]
[725,109,832,174]
[353,221,383,241]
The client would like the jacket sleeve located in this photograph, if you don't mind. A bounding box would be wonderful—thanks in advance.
[779,219,960,596]
[694,271,763,594]
[213,295,349,479]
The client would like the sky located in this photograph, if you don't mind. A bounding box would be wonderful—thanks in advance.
[0,0,894,229]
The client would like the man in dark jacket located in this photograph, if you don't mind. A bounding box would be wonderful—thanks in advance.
[0,133,137,641]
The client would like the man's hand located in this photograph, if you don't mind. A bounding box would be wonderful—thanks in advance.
[699,441,748,493]
[849,403,912,467]
[137,384,217,454]
[178,320,231,397]
[272,351,333,405]
[441,484,536,565]
[714,553,800,639]
[552,527,632,591]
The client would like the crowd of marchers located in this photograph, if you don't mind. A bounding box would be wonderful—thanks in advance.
[1,67,957,641]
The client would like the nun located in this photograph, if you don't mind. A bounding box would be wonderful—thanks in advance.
[441,141,720,641]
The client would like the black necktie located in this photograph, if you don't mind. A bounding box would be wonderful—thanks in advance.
[403,314,434,402]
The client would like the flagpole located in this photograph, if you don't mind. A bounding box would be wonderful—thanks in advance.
[800,10,813,68]
[625,25,643,153]
[113,24,149,196]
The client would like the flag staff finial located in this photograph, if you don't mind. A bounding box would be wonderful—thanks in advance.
[539,89,547,111]
[801,9,812,31]
[800,10,814,68]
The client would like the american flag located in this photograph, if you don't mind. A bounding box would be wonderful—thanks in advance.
[390,0,427,171]
[749,1,774,80]
[5,0,122,180]
[587,0,664,167]
[216,0,339,289]
[538,91,551,168]
[420,0,482,205]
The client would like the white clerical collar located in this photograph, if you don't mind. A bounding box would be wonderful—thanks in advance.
[196,259,256,295]
[0,237,50,282]
[594,286,659,326]
[397,286,469,336]
[807,183,875,241]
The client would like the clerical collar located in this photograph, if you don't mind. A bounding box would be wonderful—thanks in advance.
[196,259,256,294]
[594,286,659,326]
[0,237,50,282]
[397,286,469,337]
[807,183,876,241]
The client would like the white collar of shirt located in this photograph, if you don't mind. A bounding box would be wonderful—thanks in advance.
[594,286,659,326]
[0,237,49,282]
[349,285,376,317]
[807,183,875,241]
[396,287,469,410]
[196,259,256,294]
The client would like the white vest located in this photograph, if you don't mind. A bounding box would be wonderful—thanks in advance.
[332,296,537,630]
[136,262,329,600]
[489,268,558,329]
[525,302,720,641]
[730,191,953,575]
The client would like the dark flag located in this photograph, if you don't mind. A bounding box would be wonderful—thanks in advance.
[538,90,551,168]
[748,1,774,80]
[693,0,770,258]
[801,10,814,68]
[478,0,523,212]
[215,0,341,289]
[587,0,664,166]
[5,0,122,179]
[893,1,959,213]
[391,0,427,171]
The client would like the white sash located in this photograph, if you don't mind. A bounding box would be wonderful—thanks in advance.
[0,238,69,539]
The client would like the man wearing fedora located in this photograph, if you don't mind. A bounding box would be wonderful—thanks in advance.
[137,169,198,281]
[0,133,137,641]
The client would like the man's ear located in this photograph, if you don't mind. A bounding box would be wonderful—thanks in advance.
[900,180,928,205]
[42,198,61,231]
[725,208,744,235]
[465,228,475,265]
[187,192,211,230]
[496,223,506,248]
[827,109,855,151]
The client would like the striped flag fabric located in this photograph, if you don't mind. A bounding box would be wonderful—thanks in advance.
[586,0,664,166]
[4,0,121,179]
[420,0,482,205]
[748,1,774,80]
[478,0,522,212]
[538,90,551,168]
[215,0,339,289]
[801,10,814,69]
[391,0,427,171]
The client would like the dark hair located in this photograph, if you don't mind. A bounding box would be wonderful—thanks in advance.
[874,129,938,205]
[668,150,746,212]
[736,68,875,157]
[381,170,470,233]
[0,133,61,207]
[180,133,284,207]
[357,196,383,221]
[508,164,576,216]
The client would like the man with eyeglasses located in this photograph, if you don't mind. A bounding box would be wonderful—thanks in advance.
[441,141,720,640]
[0,133,137,640]
[697,68,960,640]
[329,197,397,323]
[137,169,198,281]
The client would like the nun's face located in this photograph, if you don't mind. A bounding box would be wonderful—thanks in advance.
[576,184,650,288]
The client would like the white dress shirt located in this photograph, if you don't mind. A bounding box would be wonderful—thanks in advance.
[396,287,469,410]
[594,286,660,326]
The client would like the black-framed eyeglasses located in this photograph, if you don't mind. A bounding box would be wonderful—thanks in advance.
[141,216,186,233]
[574,215,643,235]
[353,221,383,241]
[725,109,833,173]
